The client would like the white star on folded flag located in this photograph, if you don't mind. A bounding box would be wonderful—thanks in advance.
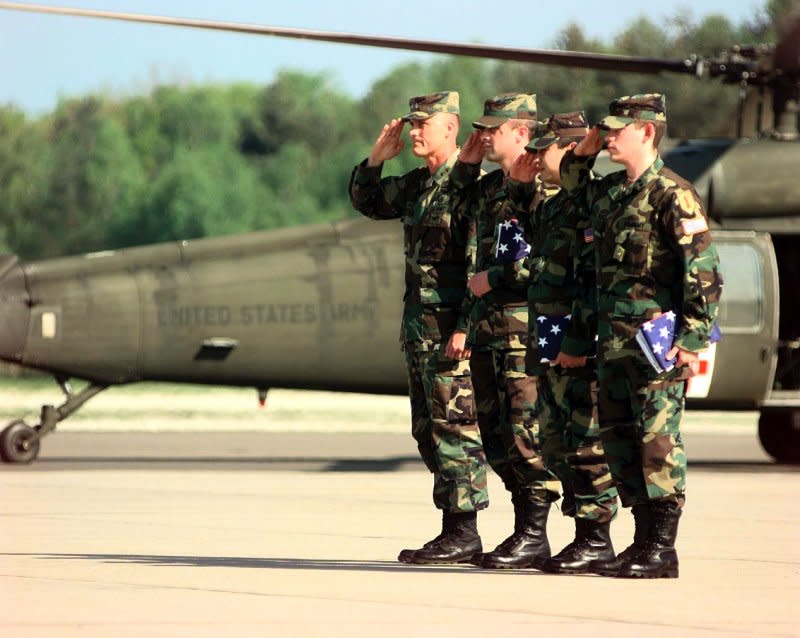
[636,313,678,373]
[536,315,571,361]
[495,218,531,264]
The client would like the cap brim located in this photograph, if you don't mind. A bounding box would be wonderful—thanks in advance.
[598,115,634,130]
[529,134,557,150]
[401,111,433,122]
[472,115,506,129]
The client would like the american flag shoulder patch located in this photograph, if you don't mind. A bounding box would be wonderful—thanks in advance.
[680,216,709,236]
[583,228,594,243]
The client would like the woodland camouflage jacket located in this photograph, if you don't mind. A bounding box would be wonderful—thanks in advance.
[450,161,531,351]
[560,152,723,382]
[349,150,474,351]
[509,182,597,376]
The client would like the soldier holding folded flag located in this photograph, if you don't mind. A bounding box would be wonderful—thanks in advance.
[450,93,561,569]
[509,111,620,574]
[561,94,723,578]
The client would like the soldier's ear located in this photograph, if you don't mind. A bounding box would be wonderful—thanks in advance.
[642,121,657,146]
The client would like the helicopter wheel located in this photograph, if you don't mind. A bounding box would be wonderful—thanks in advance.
[758,408,800,464]
[0,420,41,464]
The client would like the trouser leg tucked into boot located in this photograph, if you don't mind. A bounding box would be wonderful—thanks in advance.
[616,500,681,579]
[480,500,550,569]
[542,517,614,574]
[398,511,481,565]
[592,503,650,576]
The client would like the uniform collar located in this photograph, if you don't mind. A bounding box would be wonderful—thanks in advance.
[608,155,663,202]
[429,148,461,186]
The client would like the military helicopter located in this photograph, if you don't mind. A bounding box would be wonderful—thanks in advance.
[0,2,798,464]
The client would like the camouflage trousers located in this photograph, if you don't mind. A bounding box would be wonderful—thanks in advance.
[537,369,619,523]
[405,348,489,513]
[470,348,560,505]
[597,365,687,508]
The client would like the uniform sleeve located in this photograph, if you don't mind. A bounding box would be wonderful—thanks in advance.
[486,252,530,290]
[485,179,536,291]
[663,188,723,352]
[450,159,489,288]
[560,151,599,203]
[348,159,411,220]
[452,189,477,334]
[449,159,483,191]
[506,178,537,213]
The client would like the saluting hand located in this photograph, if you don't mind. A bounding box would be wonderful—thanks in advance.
[509,152,539,183]
[574,127,605,157]
[367,119,405,166]
[458,131,485,165]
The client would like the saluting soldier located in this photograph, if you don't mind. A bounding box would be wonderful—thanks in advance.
[349,92,488,565]
[451,93,561,569]
[561,94,723,578]
[509,112,619,574]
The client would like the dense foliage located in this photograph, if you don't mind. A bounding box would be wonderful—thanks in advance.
[0,1,792,259]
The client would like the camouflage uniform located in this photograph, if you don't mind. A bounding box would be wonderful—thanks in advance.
[348,92,488,515]
[518,112,618,525]
[451,94,560,508]
[561,96,723,511]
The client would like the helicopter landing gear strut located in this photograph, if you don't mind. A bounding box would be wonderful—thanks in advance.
[0,378,108,464]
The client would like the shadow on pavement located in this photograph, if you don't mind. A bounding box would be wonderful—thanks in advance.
[3,457,797,473]
[0,456,423,472]
[2,552,541,575]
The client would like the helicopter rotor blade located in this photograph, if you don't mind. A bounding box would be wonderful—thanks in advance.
[0,1,701,76]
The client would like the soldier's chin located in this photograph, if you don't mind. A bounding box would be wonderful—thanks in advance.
[411,145,427,158]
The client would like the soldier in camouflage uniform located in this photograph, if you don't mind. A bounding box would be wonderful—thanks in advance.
[508,112,620,574]
[349,92,488,565]
[560,94,723,578]
[451,94,561,569]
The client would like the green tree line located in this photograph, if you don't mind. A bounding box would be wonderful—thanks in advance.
[0,0,792,260]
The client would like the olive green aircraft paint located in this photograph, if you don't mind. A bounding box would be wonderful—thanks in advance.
[0,2,797,464]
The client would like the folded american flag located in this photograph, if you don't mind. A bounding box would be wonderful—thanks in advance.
[637,312,722,373]
[636,311,678,373]
[495,218,531,264]
[535,314,572,362]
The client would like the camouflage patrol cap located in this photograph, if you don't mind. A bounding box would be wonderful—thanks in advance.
[598,93,667,129]
[528,111,590,150]
[525,120,549,152]
[472,93,537,129]
[401,91,460,121]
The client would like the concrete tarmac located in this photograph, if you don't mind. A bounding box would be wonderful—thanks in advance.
[2,428,799,637]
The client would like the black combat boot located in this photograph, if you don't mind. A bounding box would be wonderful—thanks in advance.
[616,500,681,579]
[397,510,448,563]
[592,503,650,577]
[542,518,615,574]
[469,492,525,566]
[398,511,482,565]
[480,501,551,569]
